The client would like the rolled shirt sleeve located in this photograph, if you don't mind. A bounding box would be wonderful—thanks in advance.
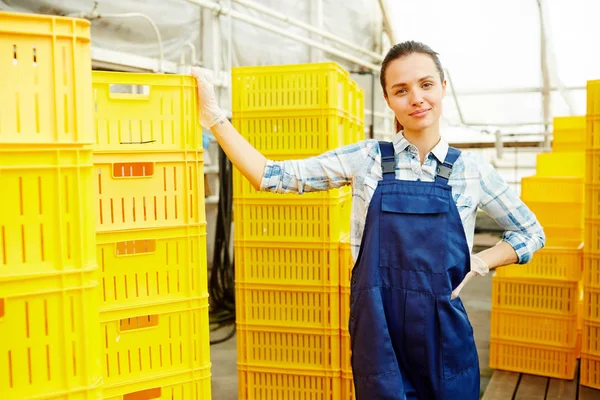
[477,155,546,264]
[259,141,371,194]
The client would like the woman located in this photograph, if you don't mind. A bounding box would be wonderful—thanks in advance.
[192,41,545,400]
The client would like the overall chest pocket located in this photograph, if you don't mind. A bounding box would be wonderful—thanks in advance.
[379,194,449,272]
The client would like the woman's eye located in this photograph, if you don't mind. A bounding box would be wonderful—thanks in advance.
[396,89,407,95]
[423,82,433,88]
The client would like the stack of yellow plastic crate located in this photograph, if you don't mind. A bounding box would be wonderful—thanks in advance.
[339,236,355,400]
[0,12,103,398]
[91,72,211,398]
[581,79,600,389]
[490,116,585,379]
[232,63,364,399]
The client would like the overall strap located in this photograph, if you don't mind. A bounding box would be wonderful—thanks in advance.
[378,141,395,181]
[434,146,461,185]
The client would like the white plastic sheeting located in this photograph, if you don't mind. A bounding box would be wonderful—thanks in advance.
[1,0,380,68]
[390,0,598,136]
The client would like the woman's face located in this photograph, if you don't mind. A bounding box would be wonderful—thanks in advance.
[383,52,446,133]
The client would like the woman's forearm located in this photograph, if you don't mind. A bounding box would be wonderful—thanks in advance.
[210,118,267,190]
[476,240,518,270]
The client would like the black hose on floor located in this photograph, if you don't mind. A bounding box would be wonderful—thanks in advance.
[208,144,236,345]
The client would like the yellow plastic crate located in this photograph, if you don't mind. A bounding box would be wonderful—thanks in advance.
[492,276,578,315]
[553,141,585,152]
[526,201,583,231]
[232,110,359,157]
[101,297,210,388]
[490,309,577,347]
[489,339,576,379]
[535,152,584,177]
[495,244,583,281]
[0,11,93,145]
[96,224,208,312]
[585,219,600,254]
[339,234,354,288]
[520,176,583,203]
[581,353,600,390]
[233,195,351,243]
[341,371,355,400]
[341,329,352,373]
[92,71,201,151]
[582,320,600,357]
[586,150,600,184]
[0,271,102,399]
[552,116,585,152]
[543,226,583,248]
[235,283,340,329]
[583,286,600,323]
[554,115,586,132]
[341,286,350,331]
[588,80,600,117]
[237,364,341,400]
[0,148,96,278]
[94,151,205,232]
[587,115,600,150]
[236,324,340,371]
[584,254,600,288]
[234,163,352,200]
[586,184,600,219]
[232,62,362,118]
[103,367,211,399]
[234,240,340,286]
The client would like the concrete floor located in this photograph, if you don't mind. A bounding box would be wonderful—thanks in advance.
[209,234,498,399]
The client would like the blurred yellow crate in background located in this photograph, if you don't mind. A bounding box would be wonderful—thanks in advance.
[495,244,583,281]
[490,339,576,380]
[232,62,363,119]
[536,152,584,177]
[492,276,579,315]
[233,195,351,244]
[521,176,583,203]
[238,365,341,400]
[235,240,340,286]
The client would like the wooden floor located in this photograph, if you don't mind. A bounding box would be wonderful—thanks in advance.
[482,364,600,400]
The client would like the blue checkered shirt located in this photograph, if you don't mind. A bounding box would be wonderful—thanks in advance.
[260,132,546,263]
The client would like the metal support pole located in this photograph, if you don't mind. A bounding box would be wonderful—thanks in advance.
[537,0,552,150]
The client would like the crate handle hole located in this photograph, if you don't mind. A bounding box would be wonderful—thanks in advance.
[124,387,161,400]
[120,314,158,331]
[32,46,37,66]
[0,299,4,318]
[116,239,157,256]
[13,44,17,65]
[113,162,154,178]
[109,84,150,98]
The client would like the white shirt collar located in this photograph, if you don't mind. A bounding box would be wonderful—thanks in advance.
[391,131,449,163]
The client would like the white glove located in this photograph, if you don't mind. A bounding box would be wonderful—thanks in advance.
[191,67,227,129]
[450,255,489,300]
[470,254,489,277]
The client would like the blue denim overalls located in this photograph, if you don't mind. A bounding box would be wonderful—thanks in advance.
[348,141,479,399]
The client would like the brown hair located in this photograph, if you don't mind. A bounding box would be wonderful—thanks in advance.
[380,41,445,133]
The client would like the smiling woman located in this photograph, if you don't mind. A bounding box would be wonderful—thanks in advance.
[193,40,546,400]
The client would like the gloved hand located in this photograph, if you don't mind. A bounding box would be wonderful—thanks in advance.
[191,67,226,129]
[450,254,489,300]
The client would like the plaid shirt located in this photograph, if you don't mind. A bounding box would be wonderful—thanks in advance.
[260,132,546,263]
